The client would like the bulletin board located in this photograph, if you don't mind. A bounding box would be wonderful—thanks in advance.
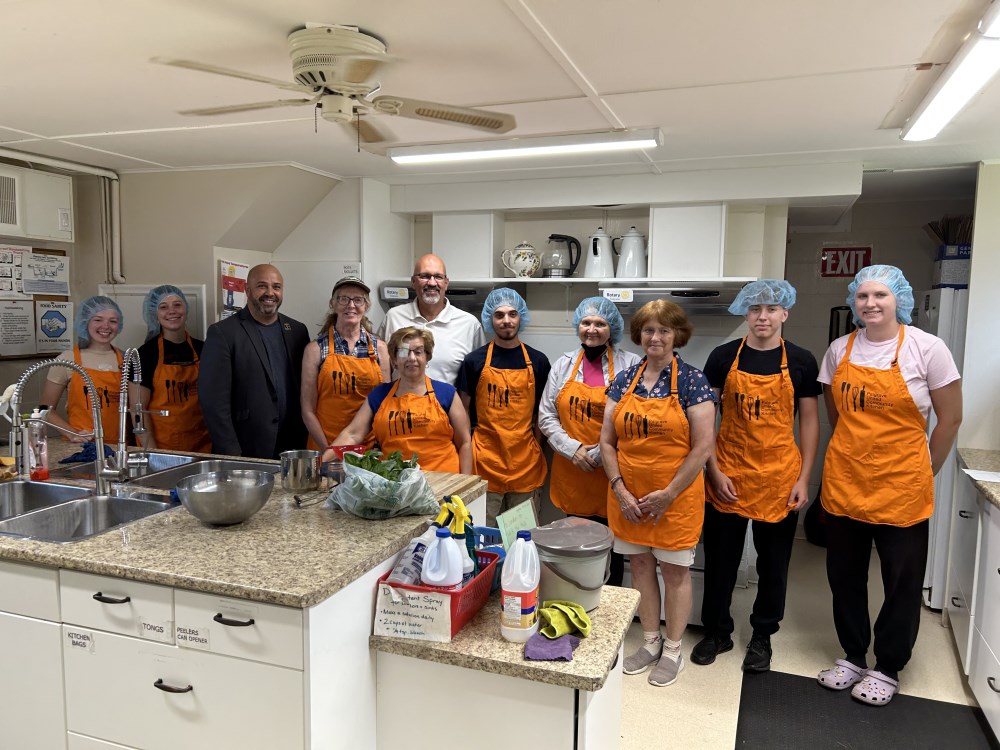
[0,244,72,359]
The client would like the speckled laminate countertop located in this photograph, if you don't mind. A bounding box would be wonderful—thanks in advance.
[959,448,1000,507]
[0,443,486,608]
[370,585,640,691]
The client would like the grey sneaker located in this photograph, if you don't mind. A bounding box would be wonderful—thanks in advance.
[623,642,661,675]
[648,652,685,687]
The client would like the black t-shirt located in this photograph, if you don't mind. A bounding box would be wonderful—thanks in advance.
[703,338,821,410]
[138,335,205,390]
[256,320,293,425]
[456,342,551,427]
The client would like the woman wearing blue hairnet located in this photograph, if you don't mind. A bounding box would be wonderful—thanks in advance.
[816,265,962,706]
[40,296,126,443]
[129,285,211,452]
[538,297,641,585]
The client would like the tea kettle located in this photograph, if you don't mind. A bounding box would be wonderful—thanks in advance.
[501,241,541,277]
[583,227,615,278]
[542,234,581,278]
[614,226,647,278]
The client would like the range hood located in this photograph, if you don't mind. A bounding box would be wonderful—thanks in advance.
[599,278,756,316]
[378,279,523,314]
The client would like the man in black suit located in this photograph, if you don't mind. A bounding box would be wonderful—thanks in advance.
[198,264,310,459]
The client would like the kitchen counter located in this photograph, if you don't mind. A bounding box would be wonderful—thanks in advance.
[959,448,1000,508]
[370,585,639,691]
[0,442,486,607]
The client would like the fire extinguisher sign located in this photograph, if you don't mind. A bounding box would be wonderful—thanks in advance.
[820,246,872,277]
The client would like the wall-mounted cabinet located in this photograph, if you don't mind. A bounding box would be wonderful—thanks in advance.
[0,165,73,243]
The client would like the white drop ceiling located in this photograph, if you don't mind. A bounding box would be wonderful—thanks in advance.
[0,0,996,197]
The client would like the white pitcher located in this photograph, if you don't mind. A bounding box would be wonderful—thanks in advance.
[583,227,615,278]
[614,226,647,278]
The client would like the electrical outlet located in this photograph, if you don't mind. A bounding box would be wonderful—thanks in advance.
[57,208,71,232]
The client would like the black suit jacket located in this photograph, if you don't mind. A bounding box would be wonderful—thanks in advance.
[198,307,310,459]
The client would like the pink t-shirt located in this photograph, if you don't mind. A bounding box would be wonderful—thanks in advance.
[818,325,960,422]
[581,355,606,387]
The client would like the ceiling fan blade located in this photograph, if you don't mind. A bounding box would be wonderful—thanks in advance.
[152,57,310,94]
[179,99,313,116]
[370,95,515,133]
[348,117,393,144]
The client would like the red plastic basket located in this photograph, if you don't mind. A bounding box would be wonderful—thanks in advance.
[376,550,500,638]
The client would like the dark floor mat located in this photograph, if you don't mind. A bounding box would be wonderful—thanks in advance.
[735,669,998,749]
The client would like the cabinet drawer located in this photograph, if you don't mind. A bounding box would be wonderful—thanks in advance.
[61,571,173,643]
[68,734,135,749]
[970,628,1000,735]
[0,560,59,620]
[174,588,303,670]
[62,626,304,750]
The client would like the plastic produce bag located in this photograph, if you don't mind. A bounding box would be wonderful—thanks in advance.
[326,455,439,520]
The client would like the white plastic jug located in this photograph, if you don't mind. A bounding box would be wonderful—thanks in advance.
[500,530,540,642]
[420,528,464,590]
[583,227,615,278]
[614,226,647,278]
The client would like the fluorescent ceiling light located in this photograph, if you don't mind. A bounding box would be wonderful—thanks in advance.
[388,128,662,165]
[901,7,1000,141]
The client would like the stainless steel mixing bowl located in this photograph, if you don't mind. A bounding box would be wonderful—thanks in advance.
[175,469,275,525]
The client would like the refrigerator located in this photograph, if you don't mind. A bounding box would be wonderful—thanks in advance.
[915,287,969,610]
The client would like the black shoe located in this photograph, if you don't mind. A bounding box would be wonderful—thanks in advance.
[691,634,734,665]
[743,634,772,673]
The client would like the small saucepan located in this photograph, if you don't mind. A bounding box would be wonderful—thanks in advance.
[280,449,323,491]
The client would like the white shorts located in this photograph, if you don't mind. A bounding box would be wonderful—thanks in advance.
[613,540,697,567]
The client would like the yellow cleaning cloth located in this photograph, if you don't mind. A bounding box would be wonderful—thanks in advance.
[538,600,592,639]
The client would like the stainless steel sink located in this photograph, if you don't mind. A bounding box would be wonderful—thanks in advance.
[0,480,92,521]
[0,491,174,543]
[49,450,198,481]
[126,458,279,490]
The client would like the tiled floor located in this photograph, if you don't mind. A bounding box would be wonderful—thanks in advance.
[619,538,977,749]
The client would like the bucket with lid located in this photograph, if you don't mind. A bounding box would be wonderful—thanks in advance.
[530,517,613,612]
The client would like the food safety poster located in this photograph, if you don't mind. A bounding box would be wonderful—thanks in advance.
[0,244,29,299]
[219,260,248,320]
[35,300,73,352]
[0,300,35,356]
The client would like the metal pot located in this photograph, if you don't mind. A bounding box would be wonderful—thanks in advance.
[280,449,322,491]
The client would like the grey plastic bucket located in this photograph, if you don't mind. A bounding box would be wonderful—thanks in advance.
[531,518,613,612]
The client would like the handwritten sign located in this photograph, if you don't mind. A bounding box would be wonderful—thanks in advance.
[497,499,538,549]
[373,584,452,642]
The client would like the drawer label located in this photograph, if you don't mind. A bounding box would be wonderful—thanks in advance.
[175,624,210,650]
[66,628,95,653]
[139,617,175,643]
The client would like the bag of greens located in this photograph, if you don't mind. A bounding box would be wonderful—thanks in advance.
[326,450,438,520]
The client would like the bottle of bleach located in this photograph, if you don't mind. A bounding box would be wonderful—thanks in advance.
[420,528,464,590]
[500,530,540,642]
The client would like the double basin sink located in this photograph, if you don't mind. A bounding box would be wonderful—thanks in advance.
[0,452,278,544]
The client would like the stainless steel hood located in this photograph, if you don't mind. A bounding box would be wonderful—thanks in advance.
[599,278,756,316]
[378,279,524,314]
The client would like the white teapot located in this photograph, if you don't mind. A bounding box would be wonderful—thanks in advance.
[502,241,540,277]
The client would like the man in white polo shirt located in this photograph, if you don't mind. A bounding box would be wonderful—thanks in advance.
[378,254,486,385]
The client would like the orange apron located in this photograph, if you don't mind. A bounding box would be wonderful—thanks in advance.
[471,342,548,494]
[821,327,933,526]
[306,331,382,450]
[67,346,123,444]
[708,339,800,522]
[146,335,212,452]
[607,357,705,550]
[372,376,459,473]
[550,347,616,517]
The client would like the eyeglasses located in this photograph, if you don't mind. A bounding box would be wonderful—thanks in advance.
[641,327,673,337]
[335,295,366,307]
[414,273,447,282]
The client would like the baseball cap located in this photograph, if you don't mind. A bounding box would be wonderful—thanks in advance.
[332,275,370,294]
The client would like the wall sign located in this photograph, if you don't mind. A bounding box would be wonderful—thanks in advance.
[820,246,872,277]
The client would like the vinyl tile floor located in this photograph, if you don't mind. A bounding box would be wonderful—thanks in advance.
[618,538,977,749]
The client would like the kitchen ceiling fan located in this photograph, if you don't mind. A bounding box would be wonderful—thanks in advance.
[152,23,516,146]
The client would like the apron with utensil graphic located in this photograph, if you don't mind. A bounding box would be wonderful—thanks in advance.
[307,331,382,450]
[67,346,123,443]
[146,335,212,452]
[607,357,704,549]
[708,338,800,522]
[471,342,548,494]
[821,327,933,526]
[373,376,459,473]
[551,347,615,517]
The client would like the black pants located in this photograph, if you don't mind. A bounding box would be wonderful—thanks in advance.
[700,503,798,637]
[572,513,624,587]
[825,514,929,674]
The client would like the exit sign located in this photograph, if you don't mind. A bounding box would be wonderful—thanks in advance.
[820,246,872,277]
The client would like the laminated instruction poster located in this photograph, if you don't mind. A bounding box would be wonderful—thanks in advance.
[219,260,248,320]
[23,252,70,296]
[0,244,29,299]
[35,300,73,352]
[0,300,35,356]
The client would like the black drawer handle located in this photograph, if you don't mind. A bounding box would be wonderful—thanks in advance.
[952,596,964,608]
[213,613,255,627]
[154,678,193,694]
[989,677,1000,693]
[93,592,131,605]
[959,510,974,519]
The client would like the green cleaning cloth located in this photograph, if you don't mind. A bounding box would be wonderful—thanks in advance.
[538,600,592,639]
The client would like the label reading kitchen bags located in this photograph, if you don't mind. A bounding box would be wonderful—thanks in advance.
[65,627,95,653]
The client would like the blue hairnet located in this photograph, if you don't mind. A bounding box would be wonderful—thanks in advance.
[573,296,625,344]
[847,265,914,325]
[75,296,123,347]
[481,287,530,337]
[142,285,188,338]
[728,279,797,315]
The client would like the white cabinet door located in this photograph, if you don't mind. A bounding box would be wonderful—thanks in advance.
[0,612,66,750]
[970,628,1000,734]
[946,476,980,673]
[976,500,1000,655]
[63,626,304,750]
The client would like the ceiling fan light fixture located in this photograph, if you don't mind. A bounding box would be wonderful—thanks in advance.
[388,128,661,165]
